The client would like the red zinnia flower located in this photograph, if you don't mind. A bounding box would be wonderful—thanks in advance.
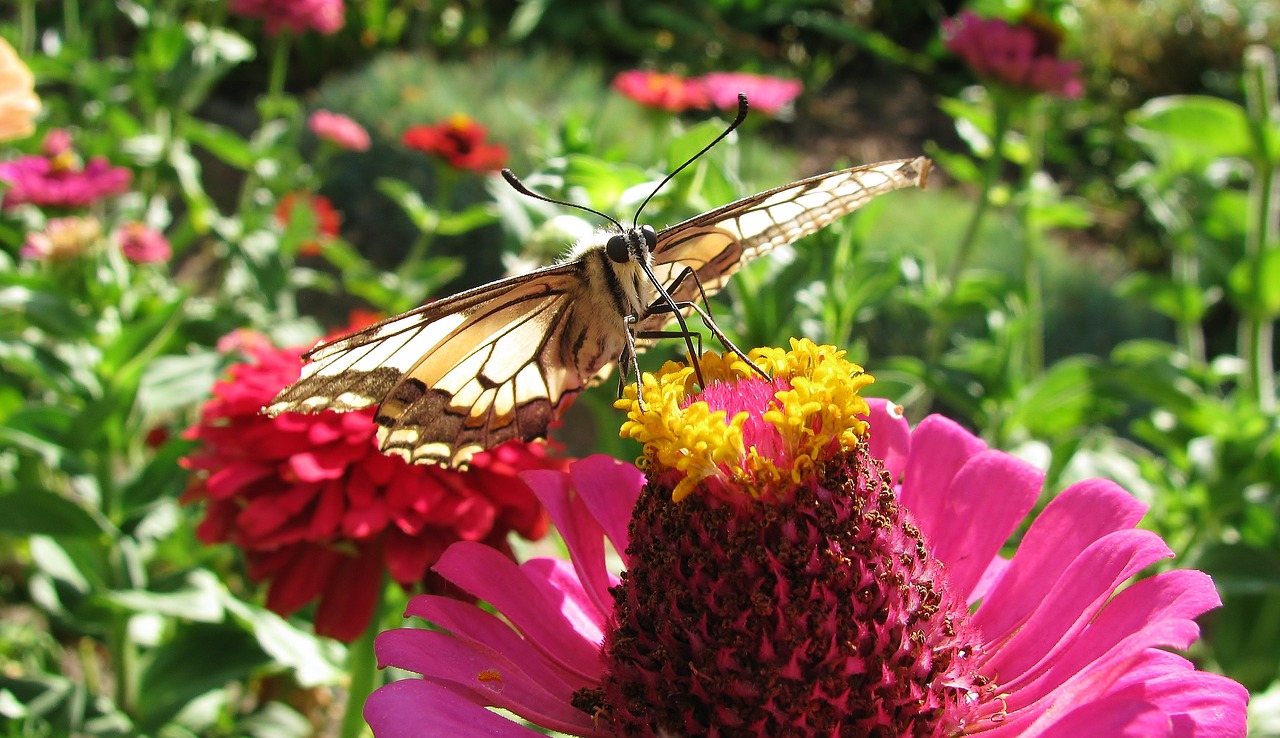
[402,114,508,173]
[611,70,709,112]
[308,109,370,152]
[274,191,340,255]
[943,10,1084,99]
[228,0,345,35]
[180,339,560,642]
[368,341,1247,736]
[115,222,172,264]
[698,72,802,117]
[0,154,132,209]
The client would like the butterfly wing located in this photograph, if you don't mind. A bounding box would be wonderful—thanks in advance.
[638,156,931,330]
[267,261,614,466]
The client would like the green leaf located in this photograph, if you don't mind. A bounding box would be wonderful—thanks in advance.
[135,623,269,733]
[221,596,346,687]
[138,352,223,416]
[181,117,255,170]
[0,490,101,537]
[436,202,499,235]
[102,570,224,622]
[1128,95,1252,167]
[0,285,94,338]
[1228,248,1280,318]
[1008,357,1101,438]
[376,178,439,232]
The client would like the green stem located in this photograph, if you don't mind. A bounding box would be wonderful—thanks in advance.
[19,0,36,56]
[1242,45,1278,411]
[396,166,455,308]
[1019,97,1046,377]
[338,587,386,738]
[264,31,293,120]
[922,95,1011,379]
[62,0,81,47]
[946,99,1010,288]
[1172,235,1206,363]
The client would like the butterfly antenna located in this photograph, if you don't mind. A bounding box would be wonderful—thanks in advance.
[631,93,750,229]
[501,169,625,233]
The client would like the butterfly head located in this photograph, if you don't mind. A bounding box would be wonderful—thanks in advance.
[606,225,657,264]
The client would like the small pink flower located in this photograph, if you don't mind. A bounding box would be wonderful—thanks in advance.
[0,155,132,209]
[611,70,709,112]
[115,222,172,264]
[699,72,802,116]
[0,38,40,143]
[41,128,72,157]
[943,10,1084,99]
[308,110,370,151]
[21,216,102,260]
[229,0,345,35]
[368,343,1248,737]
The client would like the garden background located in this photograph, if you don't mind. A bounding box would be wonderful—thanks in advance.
[1,0,1278,735]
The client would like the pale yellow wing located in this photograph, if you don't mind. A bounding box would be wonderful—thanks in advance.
[267,262,610,466]
[638,156,931,331]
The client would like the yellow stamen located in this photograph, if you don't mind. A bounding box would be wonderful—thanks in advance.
[616,338,874,501]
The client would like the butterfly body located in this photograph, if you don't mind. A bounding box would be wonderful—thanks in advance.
[267,155,932,466]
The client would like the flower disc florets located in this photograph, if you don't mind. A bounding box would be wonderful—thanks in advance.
[602,340,987,737]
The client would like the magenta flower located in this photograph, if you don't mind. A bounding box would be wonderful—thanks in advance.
[41,128,72,157]
[943,10,1084,99]
[115,222,172,264]
[308,109,370,151]
[229,0,345,35]
[0,155,132,209]
[699,72,802,117]
[611,70,709,112]
[367,341,1247,737]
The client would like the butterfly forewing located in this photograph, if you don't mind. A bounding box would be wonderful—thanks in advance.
[268,155,931,467]
[638,156,930,329]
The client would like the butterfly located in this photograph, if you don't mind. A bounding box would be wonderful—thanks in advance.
[267,96,931,467]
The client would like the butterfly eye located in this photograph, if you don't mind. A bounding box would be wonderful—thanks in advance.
[640,225,657,251]
[606,233,630,264]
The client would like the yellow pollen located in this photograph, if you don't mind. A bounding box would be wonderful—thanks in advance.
[616,338,874,501]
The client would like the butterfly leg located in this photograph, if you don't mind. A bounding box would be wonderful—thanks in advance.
[619,314,646,408]
[647,266,769,380]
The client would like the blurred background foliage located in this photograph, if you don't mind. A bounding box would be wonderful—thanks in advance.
[2,0,1279,735]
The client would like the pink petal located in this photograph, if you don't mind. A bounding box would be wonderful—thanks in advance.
[1033,689,1170,738]
[522,464,616,617]
[863,398,911,479]
[976,478,1148,631]
[365,679,545,738]
[401,595,601,688]
[983,528,1173,685]
[520,557,608,640]
[898,414,988,539]
[924,450,1042,598]
[375,629,598,735]
[433,542,603,679]
[570,454,643,556]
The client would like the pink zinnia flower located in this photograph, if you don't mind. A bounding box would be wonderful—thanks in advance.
[699,72,802,117]
[115,222,172,264]
[943,10,1084,99]
[229,0,345,35]
[611,70,710,112]
[368,340,1247,736]
[41,128,72,157]
[20,215,101,260]
[180,338,561,642]
[0,37,40,143]
[402,114,508,173]
[308,109,370,151]
[0,155,132,209]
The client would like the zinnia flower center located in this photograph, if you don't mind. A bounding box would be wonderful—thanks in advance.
[595,339,991,737]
